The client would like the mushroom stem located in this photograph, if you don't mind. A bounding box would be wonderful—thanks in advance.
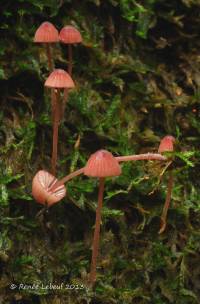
[50,167,85,191]
[51,89,57,123]
[51,90,61,175]
[64,88,68,102]
[46,44,54,71]
[68,44,73,76]
[89,177,105,287]
[45,44,56,123]
[116,153,167,162]
[61,88,69,121]
[159,171,174,234]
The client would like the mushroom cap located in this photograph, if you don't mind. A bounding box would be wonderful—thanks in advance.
[158,135,175,153]
[34,21,59,43]
[44,69,75,88]
[84,150,121,177]
[59,26,82,44]
[32,170,66,207]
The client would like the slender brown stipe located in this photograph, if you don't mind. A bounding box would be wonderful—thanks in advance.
[50,168,85,191]
[68,44,73,75]
[89,177,105,286]
[116,153,167,162]
[61,89,69,121]
[159,171,174,234]
[51,90,60,175]
[46,44,54,71]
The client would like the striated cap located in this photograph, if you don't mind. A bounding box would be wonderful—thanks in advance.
[44,69,75,88]
[158,135,175,153]
[32,170,66,207]
[59,26,82,44]
[84,150,121,178]
[34,21,59,43]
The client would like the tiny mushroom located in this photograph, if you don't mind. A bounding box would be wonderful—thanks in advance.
[158,135,175,234]
[158,135,175,153]
[59,25,82,75]
[32,170,66,207]
[45,68,75,88]
[45,69,75,175]
[34,21,59,71]
[84,149,121,287]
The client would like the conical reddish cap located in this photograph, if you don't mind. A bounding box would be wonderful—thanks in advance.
[158,135,175,153]
[45,69,75,88]
[59,26,82,44]
[34,22,59,43]
[84,150,121,177]
[32,170,66,207]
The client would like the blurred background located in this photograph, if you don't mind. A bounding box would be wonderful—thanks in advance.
[0,0,200,303]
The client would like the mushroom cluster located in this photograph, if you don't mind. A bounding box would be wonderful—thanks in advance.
[34,22,82,175]
[32,21,176,287]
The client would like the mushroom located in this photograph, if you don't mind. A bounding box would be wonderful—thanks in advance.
[34,21,59,71]
[32,170,66,207]
[45,69,75,175]
[59,25,82,76]
[158,135,175,153]
[158,135,175,234]
[45,69,74,88]
[59,25,82,115]
[84,150,121,287]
